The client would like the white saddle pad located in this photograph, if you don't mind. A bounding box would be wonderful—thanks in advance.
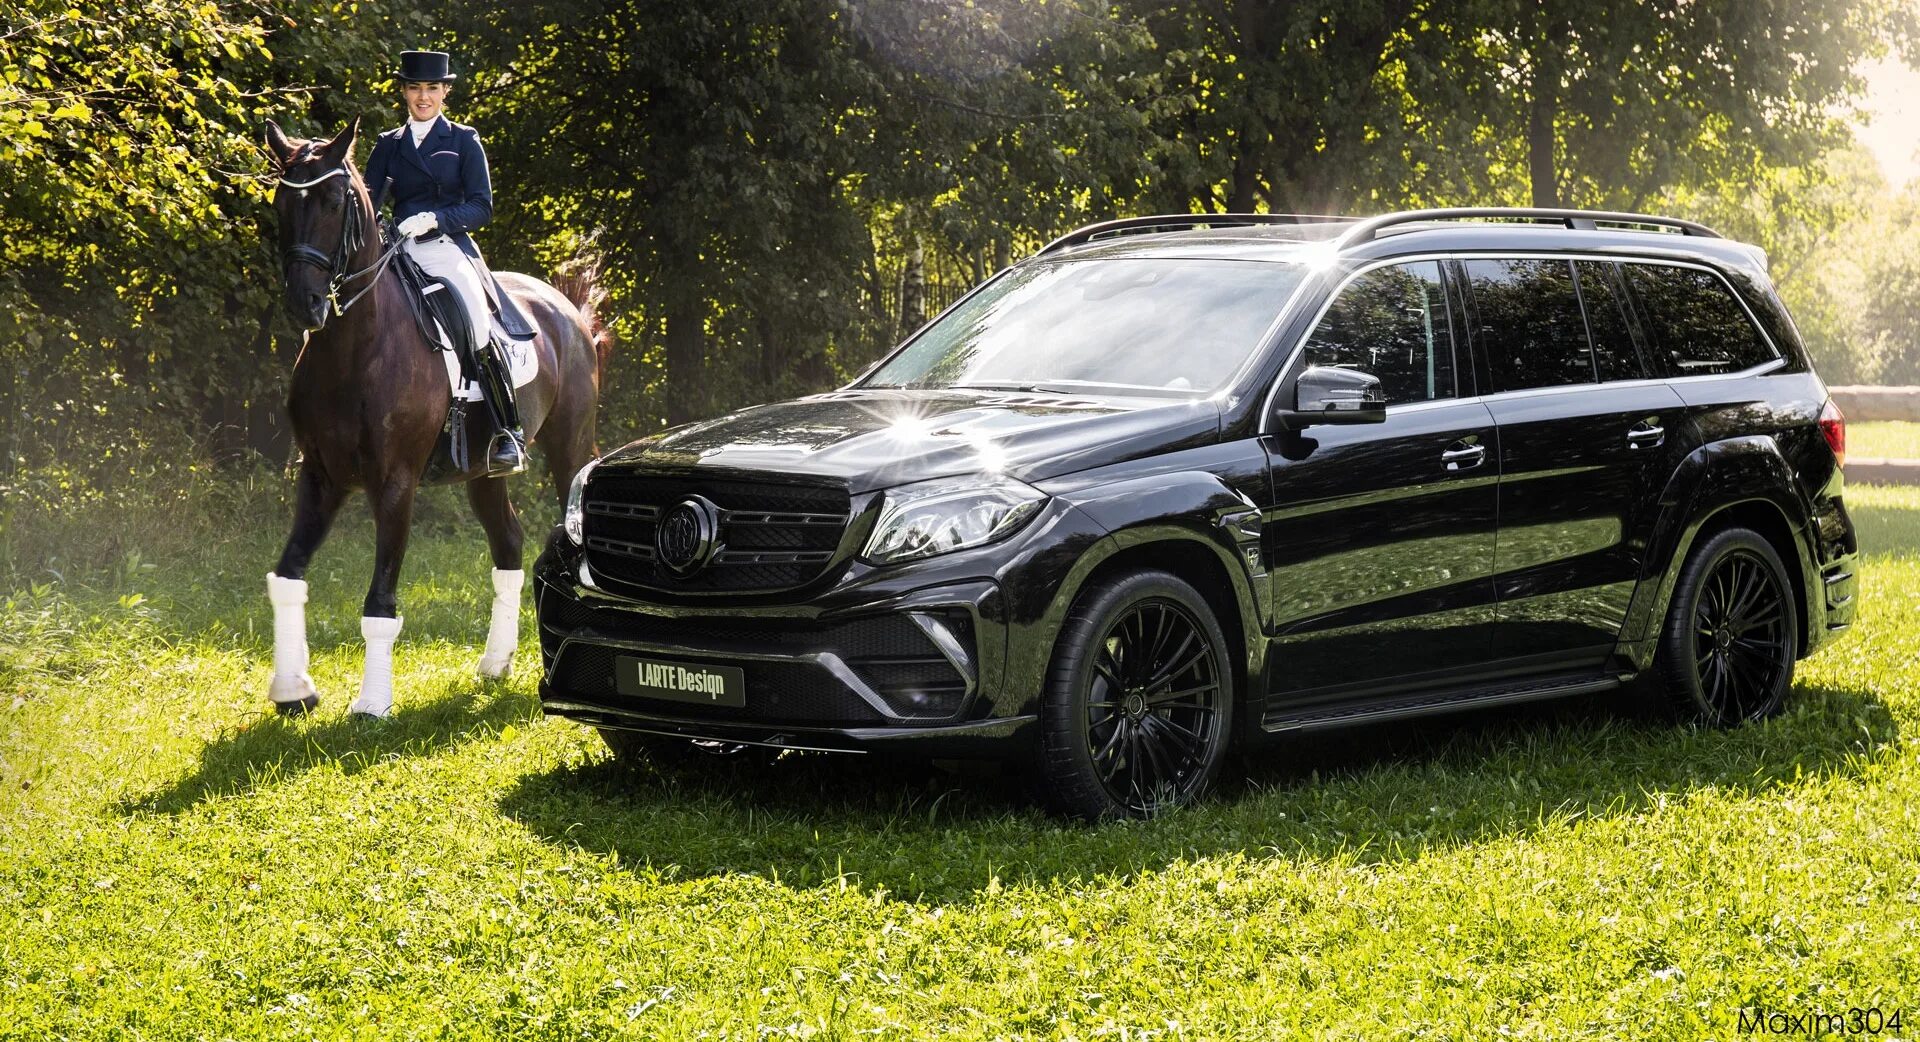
[422,285,537,400]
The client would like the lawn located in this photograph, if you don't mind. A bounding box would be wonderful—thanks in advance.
[1852,421,1920,461]
[3,470,1918,1039]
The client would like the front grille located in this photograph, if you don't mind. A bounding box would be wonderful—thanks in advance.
[582,472,852,593]
[539,590,975,723]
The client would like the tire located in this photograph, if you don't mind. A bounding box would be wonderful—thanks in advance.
[1038,570,1236,821]
[597,728,783,769]
[1652,526,1798,726]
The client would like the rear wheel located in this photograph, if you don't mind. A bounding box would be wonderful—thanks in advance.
[1654,527,1798,725]
[1039,570,1235,821]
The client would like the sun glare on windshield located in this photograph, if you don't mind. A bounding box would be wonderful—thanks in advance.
[860,258,1309,396]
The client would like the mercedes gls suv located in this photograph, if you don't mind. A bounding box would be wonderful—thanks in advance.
[534,207,1858,821]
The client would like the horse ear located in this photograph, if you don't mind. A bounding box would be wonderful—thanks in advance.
[320,116,360,164]
[263,120,296,166]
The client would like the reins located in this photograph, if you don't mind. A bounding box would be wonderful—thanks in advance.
[278,162,401,326]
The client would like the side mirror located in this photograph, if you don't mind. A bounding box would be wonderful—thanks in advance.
[1273,365,1386,429]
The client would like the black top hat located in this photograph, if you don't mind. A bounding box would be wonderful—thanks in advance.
[395,50,456,83]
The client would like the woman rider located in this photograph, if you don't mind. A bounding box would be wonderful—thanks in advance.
[363,49,535,475]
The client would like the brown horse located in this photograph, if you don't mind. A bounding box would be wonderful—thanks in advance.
[260,117,607,717]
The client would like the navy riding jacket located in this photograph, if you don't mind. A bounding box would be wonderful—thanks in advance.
[364,115,535,340]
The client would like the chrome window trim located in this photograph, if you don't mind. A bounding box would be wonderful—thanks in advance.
[1257,250,1788,435]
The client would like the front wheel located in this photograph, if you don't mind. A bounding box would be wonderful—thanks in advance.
[1654,527,1798,726]
[1038,570,1235,821]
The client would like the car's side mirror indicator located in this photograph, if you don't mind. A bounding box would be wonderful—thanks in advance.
[1275,365,1387,429]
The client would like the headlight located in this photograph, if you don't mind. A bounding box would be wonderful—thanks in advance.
[563,458,599,545]
[863,474,1045,566]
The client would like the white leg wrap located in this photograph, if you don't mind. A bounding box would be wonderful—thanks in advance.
[266,573,318,706]
[477,568,524,679]
[350,615,404,718]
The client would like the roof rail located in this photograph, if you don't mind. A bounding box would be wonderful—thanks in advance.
[1336,207,1723,245]
[1036,213,1349,256]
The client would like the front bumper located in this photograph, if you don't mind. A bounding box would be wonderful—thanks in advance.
[533,528,1036,757]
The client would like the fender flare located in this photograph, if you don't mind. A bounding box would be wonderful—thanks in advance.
[1020,471,1269,723]
[1623,435,1819,658]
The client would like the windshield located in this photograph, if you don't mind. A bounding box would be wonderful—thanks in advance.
[860,258,1309,396]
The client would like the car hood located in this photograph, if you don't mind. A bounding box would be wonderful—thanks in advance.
[597,388,1223,493]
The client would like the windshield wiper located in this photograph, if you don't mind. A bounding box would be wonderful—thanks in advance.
[947,381,1076,394]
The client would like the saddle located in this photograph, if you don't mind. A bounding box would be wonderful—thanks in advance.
[390,243,518,478]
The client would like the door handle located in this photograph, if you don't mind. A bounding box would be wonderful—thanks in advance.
[1440,444,1486,470]
[1626,423,1665,449]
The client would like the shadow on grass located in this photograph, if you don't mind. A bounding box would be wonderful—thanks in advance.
[498,682,1898,903]
[121,680,533,815]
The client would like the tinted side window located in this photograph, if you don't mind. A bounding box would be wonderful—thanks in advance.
[1575,261,1645,382]
[1623,263,1776,375]
[1303,260,1455,406]
[1464,258,1593,391]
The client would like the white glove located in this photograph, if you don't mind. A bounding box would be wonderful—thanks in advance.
[397,212,438,239]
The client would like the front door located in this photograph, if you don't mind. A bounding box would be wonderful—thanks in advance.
[1262,259,1502,701]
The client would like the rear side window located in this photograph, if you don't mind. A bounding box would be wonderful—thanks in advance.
[1463,258,1593,391]
[1302,260,1456,406]
[1622,263,1776,375]
[1575,261,1646,382]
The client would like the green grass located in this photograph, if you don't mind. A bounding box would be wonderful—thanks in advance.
[4,473,1920,1039]
[1849,421,1920,461]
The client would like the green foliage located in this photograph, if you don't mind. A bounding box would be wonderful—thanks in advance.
[1427,0,1917,210]
[3,0,1918,470]
[4,475,1920,1036]
[0,0,429,477]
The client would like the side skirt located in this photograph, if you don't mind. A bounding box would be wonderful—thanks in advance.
[1261,672,1625,734]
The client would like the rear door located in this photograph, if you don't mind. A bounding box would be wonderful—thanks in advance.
[1263,259,1501,700]
[1466,257,1687,669]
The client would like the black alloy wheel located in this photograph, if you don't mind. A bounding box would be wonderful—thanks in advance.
[1040,570,1234,821]
[1656,527,1797,726]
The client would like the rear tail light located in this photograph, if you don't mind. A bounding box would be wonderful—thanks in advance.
[1819,398,1846,469]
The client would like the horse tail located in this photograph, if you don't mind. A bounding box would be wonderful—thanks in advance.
[552,252,613,387]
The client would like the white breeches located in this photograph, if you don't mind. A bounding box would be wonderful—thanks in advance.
[404,235,490,351]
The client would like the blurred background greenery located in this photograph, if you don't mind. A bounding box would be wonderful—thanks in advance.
[3,0,1919,504]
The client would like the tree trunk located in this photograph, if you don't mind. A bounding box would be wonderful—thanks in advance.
[663,280,705,427]
[898,232,926,342]
[1228,118,1265,213]
[1528,71,1559,208]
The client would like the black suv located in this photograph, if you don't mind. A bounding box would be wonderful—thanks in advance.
[534,207,1858,820]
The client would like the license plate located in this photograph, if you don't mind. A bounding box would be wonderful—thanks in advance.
[614,655,747,708]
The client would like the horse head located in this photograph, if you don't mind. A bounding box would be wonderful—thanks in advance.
[265,117,367,330]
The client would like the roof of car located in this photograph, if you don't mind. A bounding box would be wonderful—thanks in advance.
[1031,209,1771,275]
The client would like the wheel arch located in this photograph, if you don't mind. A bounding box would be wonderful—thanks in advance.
[1626,435,1819,664]
[1026,470,1269,731]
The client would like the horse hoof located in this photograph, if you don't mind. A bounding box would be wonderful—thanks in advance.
[476,658,513,681]
[273,694,320,717]
[347,708,390,722]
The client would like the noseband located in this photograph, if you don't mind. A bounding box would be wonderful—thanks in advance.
[278,164,397,326]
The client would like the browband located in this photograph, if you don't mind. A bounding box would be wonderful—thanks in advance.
[279,166,350,189]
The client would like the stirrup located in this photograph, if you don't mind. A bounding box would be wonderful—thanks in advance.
[485,430,527,477]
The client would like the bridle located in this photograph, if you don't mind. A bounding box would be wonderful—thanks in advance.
[277,163,400,326]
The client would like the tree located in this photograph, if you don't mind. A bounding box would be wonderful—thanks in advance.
[0,0,430,472]
[455,0,1156,426]
[1429,0,1918,211]
[1117,0,1425,215]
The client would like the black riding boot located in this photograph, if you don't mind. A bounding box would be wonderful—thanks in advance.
[476,339,527,477]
